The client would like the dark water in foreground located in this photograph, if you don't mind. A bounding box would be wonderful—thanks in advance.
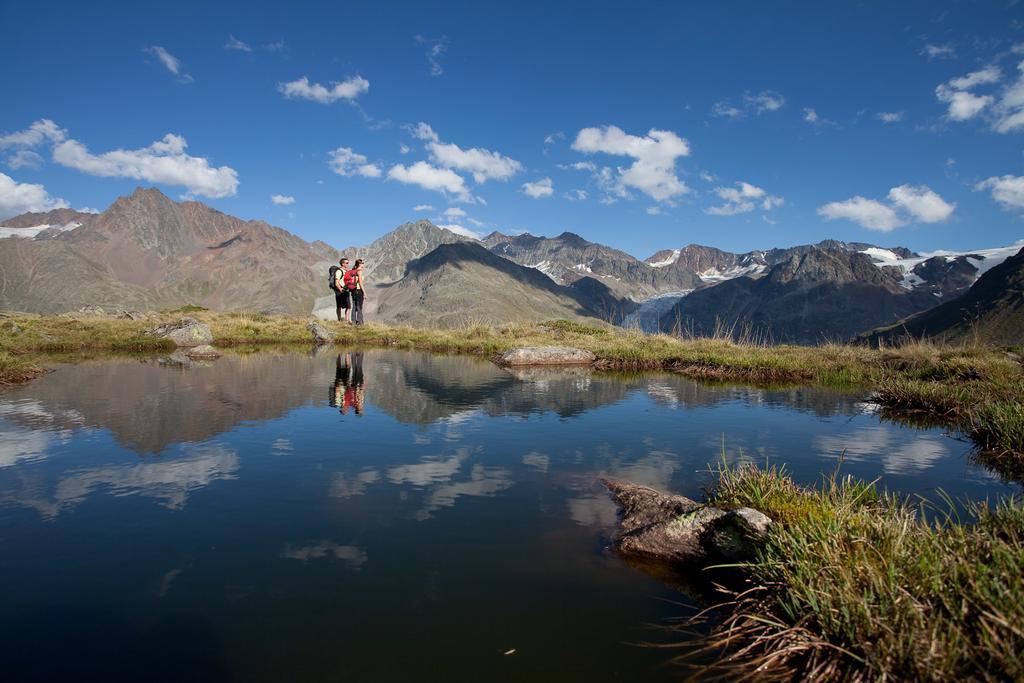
[0,349,1017,681]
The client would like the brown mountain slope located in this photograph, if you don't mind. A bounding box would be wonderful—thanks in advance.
[372,241,625,328]
[0,187,338,314]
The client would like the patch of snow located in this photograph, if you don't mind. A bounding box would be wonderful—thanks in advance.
[698,263,766,282]
[573,263,593,273]
[861,247,900,263]
[528,260,560,279]
[0,221,82,239]
[648,248,681,268]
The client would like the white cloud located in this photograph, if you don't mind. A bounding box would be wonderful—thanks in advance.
[713,91,785,119]
[887,184,955,222]
[571,125,690,202]
[544,132,565,145]
[415,35,448,77]
[278,76,369,104]
[522,177,554,198]
[557,161,597,172]
[411,123,523,183]
[992,60,1024,133]
[563,189,587,201]
[52,132,239,198]
[922,43,956,60]
[948,66,1001,90]
[327,147,382,178]
[803,108,819,123]
[265,40,286,52]
[936,87,994,121]
[6,150,44,170]
[711,102,743,118]
[0,173,69,218]
[442,207,467,218]
[706,181,783,216]
[876,111,904,123]
[225,35,252,52]
[387,161,471,201]
[645,206,661,215]
[399,144,411,154]
[818,196,904,232]
[413,204,434,211]
[745,91,785,113]
[0,119,66,149]
[976,175,1024,210]
[144,46,192,83]
[935,67,1000,122]
[271,194,295,205]
[819,184,955,231]
[699,170,716,182]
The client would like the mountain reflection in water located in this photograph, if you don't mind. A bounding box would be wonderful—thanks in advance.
[0,349,1016,681]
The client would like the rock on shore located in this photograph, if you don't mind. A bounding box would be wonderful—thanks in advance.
[495,346,596,366]
[144,317,214,347]
[307,320,334,344]
[602,479,771,564]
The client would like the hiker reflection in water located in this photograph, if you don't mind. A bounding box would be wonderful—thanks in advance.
[331,352,365,416]
[331,353,351,410]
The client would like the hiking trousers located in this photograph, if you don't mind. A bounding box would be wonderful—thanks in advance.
[351,289,365,324]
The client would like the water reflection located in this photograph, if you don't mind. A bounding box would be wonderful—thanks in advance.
[0,444,239,519]
[0,350,1015,519]
[330,352,366,416]
[281,542,368,569]
[0,348,1016,682]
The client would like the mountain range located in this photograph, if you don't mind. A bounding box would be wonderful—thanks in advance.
[2,187,1020,344]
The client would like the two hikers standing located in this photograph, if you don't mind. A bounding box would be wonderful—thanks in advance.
[330,258,366,324]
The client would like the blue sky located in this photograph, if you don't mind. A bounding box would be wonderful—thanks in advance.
[1,0,1023,258]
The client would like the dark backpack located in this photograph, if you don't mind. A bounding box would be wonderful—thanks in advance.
[328,265,340,292]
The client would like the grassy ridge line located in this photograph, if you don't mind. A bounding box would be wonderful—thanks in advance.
[1,312,1022,458]
[697,463,1024,681]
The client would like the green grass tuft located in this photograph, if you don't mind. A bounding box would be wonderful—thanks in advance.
[698,463,1024,681]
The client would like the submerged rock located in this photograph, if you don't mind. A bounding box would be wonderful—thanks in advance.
[185,344,221,359]
[495,346,596,366]
[145,317,214,347]
[307,320,334,344]
[602,479,772,565]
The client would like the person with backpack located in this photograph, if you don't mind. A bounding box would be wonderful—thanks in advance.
[329,257,350,322]
[345,259,366,325]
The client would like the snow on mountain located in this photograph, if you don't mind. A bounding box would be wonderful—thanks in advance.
[698,263,767,282]
[648,249,680,268]
[0,222,82,239]
[860,241,1024,290]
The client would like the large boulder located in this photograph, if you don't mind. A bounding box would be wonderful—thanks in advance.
[307,320,334,344]
[144,317,214,347]
[602,479,772,565]
[495,346,596,367]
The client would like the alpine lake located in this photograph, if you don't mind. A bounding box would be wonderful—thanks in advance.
[0,348,1017,681]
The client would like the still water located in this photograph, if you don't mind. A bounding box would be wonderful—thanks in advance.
[0,349,1016,681]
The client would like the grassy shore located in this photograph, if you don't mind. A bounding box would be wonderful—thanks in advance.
[1,310,1022,462]
[693,463,1024,681]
